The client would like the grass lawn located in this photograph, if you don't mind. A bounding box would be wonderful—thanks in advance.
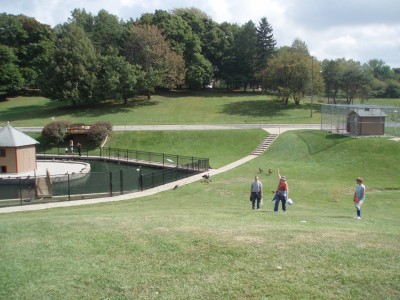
[0,90,334,126]
[1,91,398,128]
[0,130,399,299]
[29,130,267,169]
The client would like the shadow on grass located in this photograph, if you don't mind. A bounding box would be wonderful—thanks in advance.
[222,99,301,118]
[326,216,355,219]
[156,89,266,98]
[325,133,351,140]
[0,97,160,123]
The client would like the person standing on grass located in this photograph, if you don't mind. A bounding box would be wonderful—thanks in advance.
[250,176,263,210]
[354,177,366,219]
[274,169,288,212]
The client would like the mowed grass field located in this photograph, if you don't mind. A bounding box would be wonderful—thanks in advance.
[0,91,332,126]
[0,127,399,299]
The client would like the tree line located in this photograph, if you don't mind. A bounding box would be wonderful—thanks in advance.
[1,8,399,106]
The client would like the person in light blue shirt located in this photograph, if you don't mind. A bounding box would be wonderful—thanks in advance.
[354,177,366,219]
[250,176,263,210]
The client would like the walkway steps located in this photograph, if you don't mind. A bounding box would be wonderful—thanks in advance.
[35,177,52,198]
[251,134,278,155]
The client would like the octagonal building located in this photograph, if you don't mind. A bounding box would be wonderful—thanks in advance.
[0,123,39,174]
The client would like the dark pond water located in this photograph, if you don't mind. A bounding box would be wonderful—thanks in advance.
[0,159,179,203]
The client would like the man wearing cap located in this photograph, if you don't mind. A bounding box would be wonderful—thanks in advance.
[274,169,289,212]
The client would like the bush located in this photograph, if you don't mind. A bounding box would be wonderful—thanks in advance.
[94,121,113,132]
[88,122,112,146]
[42,121,71,145]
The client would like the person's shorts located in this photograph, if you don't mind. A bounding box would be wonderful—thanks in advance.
[355,200,364,209]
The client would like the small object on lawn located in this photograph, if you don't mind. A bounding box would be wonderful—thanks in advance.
[173,185,179,190]
[202,173,212,182]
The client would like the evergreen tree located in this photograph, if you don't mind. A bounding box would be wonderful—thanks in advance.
[256,17,276,71]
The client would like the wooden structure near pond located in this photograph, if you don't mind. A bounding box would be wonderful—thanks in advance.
[66,124,91,135]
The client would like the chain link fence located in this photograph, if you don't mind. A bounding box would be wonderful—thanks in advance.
[321,104,399,137]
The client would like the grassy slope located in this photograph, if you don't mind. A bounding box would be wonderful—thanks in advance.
[2,93,398,127]
[0,131,399,299]
[106,130,267,168]
[0,92,324,126]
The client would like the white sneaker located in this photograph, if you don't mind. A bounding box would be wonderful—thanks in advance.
[357,217,361,220]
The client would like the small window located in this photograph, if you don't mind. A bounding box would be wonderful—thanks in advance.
[0,149,5,157]
[1,166,6,173]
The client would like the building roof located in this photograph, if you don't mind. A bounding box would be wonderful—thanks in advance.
[350,108,387,117]
[0,123,39,147]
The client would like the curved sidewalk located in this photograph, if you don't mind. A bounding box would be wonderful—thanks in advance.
[0,126,317,214]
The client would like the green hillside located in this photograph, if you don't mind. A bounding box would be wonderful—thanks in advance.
[0,131,399,299]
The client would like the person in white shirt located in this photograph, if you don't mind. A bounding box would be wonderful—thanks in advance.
[250,176,263,210]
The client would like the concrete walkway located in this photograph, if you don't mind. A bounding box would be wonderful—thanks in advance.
[16,124,321,133]
[0,125,318,214]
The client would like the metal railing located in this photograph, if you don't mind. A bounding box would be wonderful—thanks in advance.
[0,148,209,208]
[36,146,209,172]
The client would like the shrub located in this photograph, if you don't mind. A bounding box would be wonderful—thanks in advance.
[88,122,112,146]
[94,121,113,132]
[42,121,71,145]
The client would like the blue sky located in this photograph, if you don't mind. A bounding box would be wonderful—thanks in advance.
[2,0,400,67]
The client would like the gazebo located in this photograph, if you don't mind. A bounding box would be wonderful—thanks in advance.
[0,123,39,174]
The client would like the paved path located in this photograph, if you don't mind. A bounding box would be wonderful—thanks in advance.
[16,124,321,133]
[1,125,319,214]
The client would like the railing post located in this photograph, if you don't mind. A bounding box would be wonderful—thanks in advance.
[67,174,71,201]
[109,171,112,197]
[163,168,165,185]
[19,178,22,205]
[120,169,123,195]
[139,170,143,191]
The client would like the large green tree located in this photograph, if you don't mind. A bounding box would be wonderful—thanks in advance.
[0,13,55,89]
[218,22,241,88]
[97,53,143,105]
[41,23,99,105]
[0,45,25,94]
[339,59,372,103]
[262,41,323,105]
[322,59,342,103]
[138,10,210,89]
[173,8,228,84]
[69,9,125,55]
[233,21,258,90]
[124,24,185,98]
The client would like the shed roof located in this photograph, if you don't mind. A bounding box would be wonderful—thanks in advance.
[350,108,387,117]
[0,123,39,147]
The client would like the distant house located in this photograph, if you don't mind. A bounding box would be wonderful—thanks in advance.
[347,108,387,136]
[0,123,39,174]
